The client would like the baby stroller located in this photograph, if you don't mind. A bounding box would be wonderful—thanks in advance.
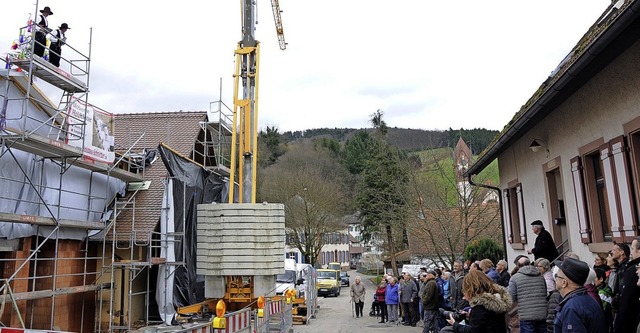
[369,295,380,317]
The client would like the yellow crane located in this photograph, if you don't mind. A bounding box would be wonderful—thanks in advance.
[229,0,286,203]
[179,1,287,317]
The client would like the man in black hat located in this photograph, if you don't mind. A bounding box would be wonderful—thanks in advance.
[49,23,69,67]
[553,257,605,332]
[34,6,53,57]
[527,220,559,262]
[420,270,439,333]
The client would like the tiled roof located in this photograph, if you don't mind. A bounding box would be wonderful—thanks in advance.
[109,111,207,243]
[407,203,502,258]
[382,249,411,263]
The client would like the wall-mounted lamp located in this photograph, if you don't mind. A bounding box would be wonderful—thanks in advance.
[529,139,549,157]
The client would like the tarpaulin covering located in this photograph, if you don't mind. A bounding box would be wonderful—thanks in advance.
[157,144,225,308]
[0,148,125,240]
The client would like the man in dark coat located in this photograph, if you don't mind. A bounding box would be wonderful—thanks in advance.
[449,260,468,311]
[527,220,559,261]
[613,239,640,333]
[553,257,606,332]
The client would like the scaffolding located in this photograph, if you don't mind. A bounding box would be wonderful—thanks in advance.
[192,82,233,177]
[0,4,146,332]
[95,177,186,332]
[1,5,236,332]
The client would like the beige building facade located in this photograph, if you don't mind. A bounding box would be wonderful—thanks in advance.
[468,1,640,262]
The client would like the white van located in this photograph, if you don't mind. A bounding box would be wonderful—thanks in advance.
[295,263,314,298]
[275,258,297,295]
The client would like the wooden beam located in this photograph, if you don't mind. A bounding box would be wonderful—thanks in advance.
[0,212,104,230]
[2,284,104,303]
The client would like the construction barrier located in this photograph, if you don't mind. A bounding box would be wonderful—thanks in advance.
[281,301,293,332]
[253,298,294,333]
[253,304,271,333]
[298,265,317,323]
[265,299,293,333]
[212,307,252,333]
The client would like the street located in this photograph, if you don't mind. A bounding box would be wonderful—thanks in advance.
[294,270,424,333]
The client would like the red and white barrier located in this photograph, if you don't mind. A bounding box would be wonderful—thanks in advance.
[268,300,282,317]
[213,308,252,333]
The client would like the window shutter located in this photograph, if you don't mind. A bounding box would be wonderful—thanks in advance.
[516,184,527,244]
[600,142,624,242]
[608,136,637,242]
[570,156,592,243]
[503,189,513,243]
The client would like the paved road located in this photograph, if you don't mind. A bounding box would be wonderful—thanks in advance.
[293,270,424,333]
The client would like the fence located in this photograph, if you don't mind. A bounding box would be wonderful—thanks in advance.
[253,299,293,333]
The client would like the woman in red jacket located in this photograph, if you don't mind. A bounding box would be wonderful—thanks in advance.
[375,281,387,323]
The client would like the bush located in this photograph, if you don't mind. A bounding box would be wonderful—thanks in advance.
[464,238,504,264]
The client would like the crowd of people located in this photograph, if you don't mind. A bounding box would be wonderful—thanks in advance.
[349,222,640,333]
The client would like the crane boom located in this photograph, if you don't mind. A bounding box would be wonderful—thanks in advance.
[271,0,287,50]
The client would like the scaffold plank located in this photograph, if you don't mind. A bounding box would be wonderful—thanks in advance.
[11,56,87,93]
[0,284,103,303]
[0,212,104,229]
[1,129,83,158]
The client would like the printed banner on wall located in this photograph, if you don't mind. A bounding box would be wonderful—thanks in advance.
[66,97,115,163]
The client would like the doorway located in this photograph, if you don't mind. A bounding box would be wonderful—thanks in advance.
[546,166,568,253]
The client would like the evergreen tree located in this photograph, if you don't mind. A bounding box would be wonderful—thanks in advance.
[356,110,410,277]
[464,238,504,265]
[343,130,373,175]
[259,126,285,166]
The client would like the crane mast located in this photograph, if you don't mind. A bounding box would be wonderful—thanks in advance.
[229,0,259,203]
[229,0,286,203]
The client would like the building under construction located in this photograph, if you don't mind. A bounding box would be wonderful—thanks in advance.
[0,5,261,332]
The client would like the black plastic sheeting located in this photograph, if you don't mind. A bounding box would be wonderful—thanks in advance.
[158,144,226,308]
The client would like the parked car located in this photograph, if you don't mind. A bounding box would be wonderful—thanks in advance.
[328,262,341,271]
[316,269,341,297]
[340,271,350,287]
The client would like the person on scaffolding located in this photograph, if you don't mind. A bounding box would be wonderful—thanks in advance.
[34,6,53,57]
[49,23,69,67]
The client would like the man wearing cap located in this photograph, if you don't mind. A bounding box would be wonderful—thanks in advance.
[420,270,439,333]
[34,6,53,57]
[553,257,605,332]
[527,220,560,262]
[49,23,69,67]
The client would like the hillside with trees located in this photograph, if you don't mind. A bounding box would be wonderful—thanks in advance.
[257,114,501,270]
[280,127,498,155]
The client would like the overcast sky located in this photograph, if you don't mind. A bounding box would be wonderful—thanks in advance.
[1,1,610,132]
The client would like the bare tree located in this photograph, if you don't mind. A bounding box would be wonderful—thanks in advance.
[408,148,501,269]
[258,141,351,266]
